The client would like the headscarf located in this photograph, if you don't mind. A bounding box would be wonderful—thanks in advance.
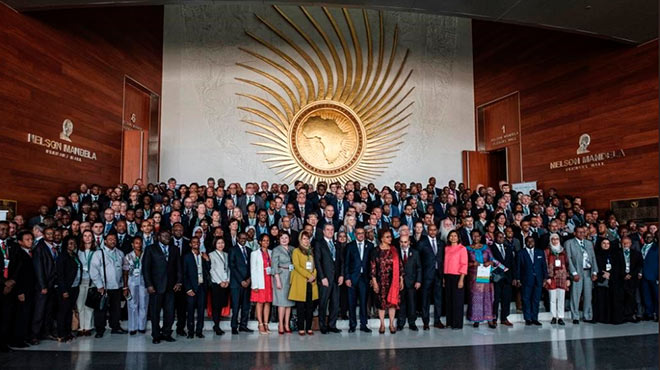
[549,233,563,255]
[192,226,206,253]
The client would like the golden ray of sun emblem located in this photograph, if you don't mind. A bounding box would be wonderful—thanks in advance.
[236,5,414,184]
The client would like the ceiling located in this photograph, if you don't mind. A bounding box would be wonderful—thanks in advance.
[2,0,657,44]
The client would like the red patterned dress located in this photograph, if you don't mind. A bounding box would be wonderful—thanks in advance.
[370,247,404,309]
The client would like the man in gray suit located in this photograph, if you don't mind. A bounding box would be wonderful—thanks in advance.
[238,183,265,215]
[565,226,598,324]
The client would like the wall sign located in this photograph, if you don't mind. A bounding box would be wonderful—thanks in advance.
[27,119,98,162]
[549,133,625,171]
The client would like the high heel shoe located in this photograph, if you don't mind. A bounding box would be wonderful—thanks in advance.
[258,323,268,335]
[284,328,292,334]
[379,326,385,334]
[389,326,396,334]
[278,324,284,335]
[306,330,314,336]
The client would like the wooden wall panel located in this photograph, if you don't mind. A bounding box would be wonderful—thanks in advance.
[0,5,163,216]
[473,20,659,211]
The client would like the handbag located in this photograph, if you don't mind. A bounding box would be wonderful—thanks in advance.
[85,249,107,310]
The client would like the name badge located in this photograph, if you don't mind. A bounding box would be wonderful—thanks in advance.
[288,264,294,272]
[198,275,204,284]
[4,259,9,268]
[305,261,313,271]
[265,266,272,275]
[83,266,88,272]
[133,269,141,277]
[555,259,561,267]
[606,263,612,271]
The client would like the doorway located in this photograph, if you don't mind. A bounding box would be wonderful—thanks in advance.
[462,148,508,189]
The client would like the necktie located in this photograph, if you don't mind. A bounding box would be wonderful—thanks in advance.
[431,238,437,255]
[358,243,363,260]
[403,250,408,264]
[329,240,336,260]
[624,249,630,257]
[528,248,534,261]
[161,244,169,261]
[241,246,247,263]
[51,246,58,261]
[96,236,101,246]
[498,244,505,259]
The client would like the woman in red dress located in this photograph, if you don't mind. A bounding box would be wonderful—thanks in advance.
[250,234,273,334]
[370,229,404,334]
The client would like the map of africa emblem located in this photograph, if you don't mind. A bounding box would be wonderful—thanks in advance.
[237,6,414,183]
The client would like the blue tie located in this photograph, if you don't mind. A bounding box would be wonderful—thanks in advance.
[161,244,169,261]
[328,240,336,260]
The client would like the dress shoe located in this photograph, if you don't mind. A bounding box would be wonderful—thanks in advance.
[239,327,254,333]
[138,329,146,334]
[409,325,419,331]
[532,320,542,326]
[582,319,595,324]
[111,329,127,334]
[500,320,513,327]
[95,333,104,338]
[472,322,479,328]
[196,333,205,338]
[558,319,565,326]
[488,322,497,329]
[187,334,194,339]
[162,336,176,342]
[214,328,225,335]
[329,328,341,333]
[152,338,161,344]
[433,322,445,329]
[348,328,356,333]
[176,330,187,337]
[360,327,372,333]
[396,326,404,331]
[130,331,137,335]
[232,329,239,335]
[525,320,532,326]
[320,328,328,334]
[423,324,430,331]
[551,318,557,324]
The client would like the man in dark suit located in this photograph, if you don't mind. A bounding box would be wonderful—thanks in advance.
[332,188,350,222]
[640,232,658,321]
[514,236,550,325]
[620,236,643,322]
[228,233,253,334]
[28,206,49,228]
[7,231,35,348]
[238,184,265,215]
[114,220,132,255]
[182,237,209,338]
[433,193,449,221]
[294,192,314,220]
[343,227,373,333]
[315,224,344,333]
[30,226,57,344]
[142,230,183,344]
[308,182,331,211]
[490,231,515,326]
[319,205,340,231]
[459,216,474,247]
[418,224,445,329]
[170,222,190,336]
[397,236,422,331]
[401,204,418,230]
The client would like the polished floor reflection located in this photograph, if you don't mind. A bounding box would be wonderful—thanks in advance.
[0,334,657,369]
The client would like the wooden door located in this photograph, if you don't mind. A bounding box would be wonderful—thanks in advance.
[121,129,144,185]
[462,150,508,190]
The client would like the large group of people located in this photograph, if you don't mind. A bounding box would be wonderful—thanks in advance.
[0,177,657,351]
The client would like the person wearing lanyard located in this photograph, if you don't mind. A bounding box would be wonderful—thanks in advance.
[209,238,230,336]
[55,237,82,342]
[639,232,658,321]
[76,230,96,336]
[566,226,599,324]
[89,233,127,338]
[183,237,210,338]
[250,234,274,334]
[272,232,295,335]
[593,239,625,324]
[122,237,148,335]
[289,231,318,336]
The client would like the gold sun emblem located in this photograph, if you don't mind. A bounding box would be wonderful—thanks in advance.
[236,6,414,183]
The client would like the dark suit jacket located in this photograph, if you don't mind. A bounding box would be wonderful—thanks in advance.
[295,201,314,219]
[33,240,57,290]
[170,237,191,262]
[515,248,548,285]
[9,247,35,296]
[183,252,210,293]
[398,246,422,288]
[314,238,343,283]
[116,234,132,255]
[417,235,445,283]
[344,240,374,283]
[56,252,83,295]
[332,199,350,220]
[623,248,643,290]
[228,244,251,289]
[642,243,659,281]
[489,243,515,283]
[459,228,475,247]
[142,242,182,294]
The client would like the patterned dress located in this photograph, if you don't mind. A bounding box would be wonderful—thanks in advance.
[466,246,501,322]
[370,247,404,309]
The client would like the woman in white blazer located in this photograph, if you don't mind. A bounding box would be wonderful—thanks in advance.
[209,237,230,335]
[250,234,274,334]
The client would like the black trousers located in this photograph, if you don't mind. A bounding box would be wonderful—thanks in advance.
[174,290,187,331]
[31,288,56,339]
[421,274,443,325]
[397,286,418,327]
[445,274,464,329]
[94,289,122,334]
[492,280,512,321]
[347,277,368,329]
[150,290,175,339]
[623,285,639,320]
[186,285,206,335]
[230,286,251,329]
[318,282,340,330]
[14,292,33,344]
[211,284,229,326]
[57,287,79,338]
[296,282,314,331]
